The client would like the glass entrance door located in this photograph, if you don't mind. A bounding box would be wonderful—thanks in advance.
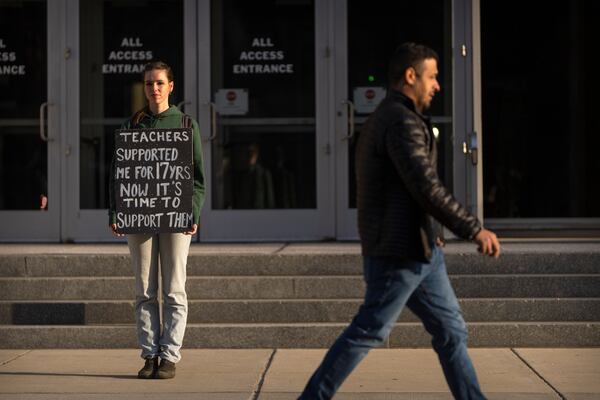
[334,0,467,240]
[0,0,61,241]
[64,0,196,241]
[481,0,600,234]
[1,0,474,242]
[198,0,333,241]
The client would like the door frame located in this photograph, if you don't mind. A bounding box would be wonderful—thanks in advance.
[334,0,477,240]
[471,0,600,234]
[196,0,335,241]
[63,0,200,242]
[0,0,62,241]
[454,0,480,221]
[332,0,355,240]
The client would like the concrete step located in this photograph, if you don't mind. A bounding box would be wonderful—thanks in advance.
[1,243,598,348]
[2,322,599,348]
[1,298,598,324]
[1,248,599,277]
[1,274,599,300]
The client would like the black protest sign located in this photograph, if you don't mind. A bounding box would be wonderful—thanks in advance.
[114,128,193,233]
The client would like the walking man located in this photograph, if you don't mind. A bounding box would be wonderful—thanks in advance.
[298,42,500,399]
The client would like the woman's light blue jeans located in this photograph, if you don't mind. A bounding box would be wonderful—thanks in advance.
[127,233,191,363]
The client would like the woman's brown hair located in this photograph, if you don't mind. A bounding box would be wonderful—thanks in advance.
[142,61,174,82]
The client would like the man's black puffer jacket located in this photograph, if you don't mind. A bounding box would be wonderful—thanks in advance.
[356,90,481,262]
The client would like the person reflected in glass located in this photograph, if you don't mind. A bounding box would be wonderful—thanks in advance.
[231,142,275,209]
[272,145,296,208]
[108,61,205,380]
[298,43,500,400]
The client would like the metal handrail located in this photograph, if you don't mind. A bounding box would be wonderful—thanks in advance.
[39,102,54,142]
[206,102,217,141]
[341,100,355,140]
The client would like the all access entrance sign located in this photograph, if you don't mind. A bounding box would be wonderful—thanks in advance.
[113,128,193,234]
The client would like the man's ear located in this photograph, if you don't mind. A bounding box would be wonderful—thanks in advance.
[169,81,174,94]
[404,67,417,86]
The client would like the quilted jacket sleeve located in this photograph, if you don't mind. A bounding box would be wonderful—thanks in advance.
[385,115,481,240]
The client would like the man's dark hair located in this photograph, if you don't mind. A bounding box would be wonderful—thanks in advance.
[388,43,439,86]
[143,61,174,82]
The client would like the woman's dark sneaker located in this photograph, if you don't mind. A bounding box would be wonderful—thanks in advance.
[137,357,158,379]
[156,359,176,379]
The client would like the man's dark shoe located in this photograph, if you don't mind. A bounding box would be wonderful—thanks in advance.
[137,357,158,379]
[156,359,176,379]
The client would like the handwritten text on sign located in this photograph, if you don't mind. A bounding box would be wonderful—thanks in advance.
[114,128,193,233]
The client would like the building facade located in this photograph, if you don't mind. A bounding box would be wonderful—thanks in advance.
[1,0,598,242]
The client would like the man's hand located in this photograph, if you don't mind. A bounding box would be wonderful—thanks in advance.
[110,223,124,237]
[474,228,500,258]
[184,224,198,235]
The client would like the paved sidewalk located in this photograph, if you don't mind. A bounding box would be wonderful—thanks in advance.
[1,348,599,399]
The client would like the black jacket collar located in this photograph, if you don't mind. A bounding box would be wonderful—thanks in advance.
[389,89,431,125]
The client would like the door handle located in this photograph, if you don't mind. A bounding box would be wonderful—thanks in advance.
[205,101,217,141]
[40,102,54,142]
[341,100,355,140]
[462,132,478,165]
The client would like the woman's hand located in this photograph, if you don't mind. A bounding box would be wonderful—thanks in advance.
[111,223,197,236]
[184,224,198,235]
[110,224,124,237]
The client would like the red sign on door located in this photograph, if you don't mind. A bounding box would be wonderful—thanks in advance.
[226,91,237,102]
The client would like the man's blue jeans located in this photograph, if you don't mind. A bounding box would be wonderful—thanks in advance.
[299,246,485,400]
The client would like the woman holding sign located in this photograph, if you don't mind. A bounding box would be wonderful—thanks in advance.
[109,61,205,379]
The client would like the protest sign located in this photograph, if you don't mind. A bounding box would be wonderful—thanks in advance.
[114,128,193,233]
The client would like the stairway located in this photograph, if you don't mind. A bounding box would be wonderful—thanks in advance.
[1,241,599,348]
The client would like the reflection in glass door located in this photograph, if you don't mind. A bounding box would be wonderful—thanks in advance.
[211,0,316,211]
[199,0,333,241]
[0,0,60,241]
[335,0,455,239]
